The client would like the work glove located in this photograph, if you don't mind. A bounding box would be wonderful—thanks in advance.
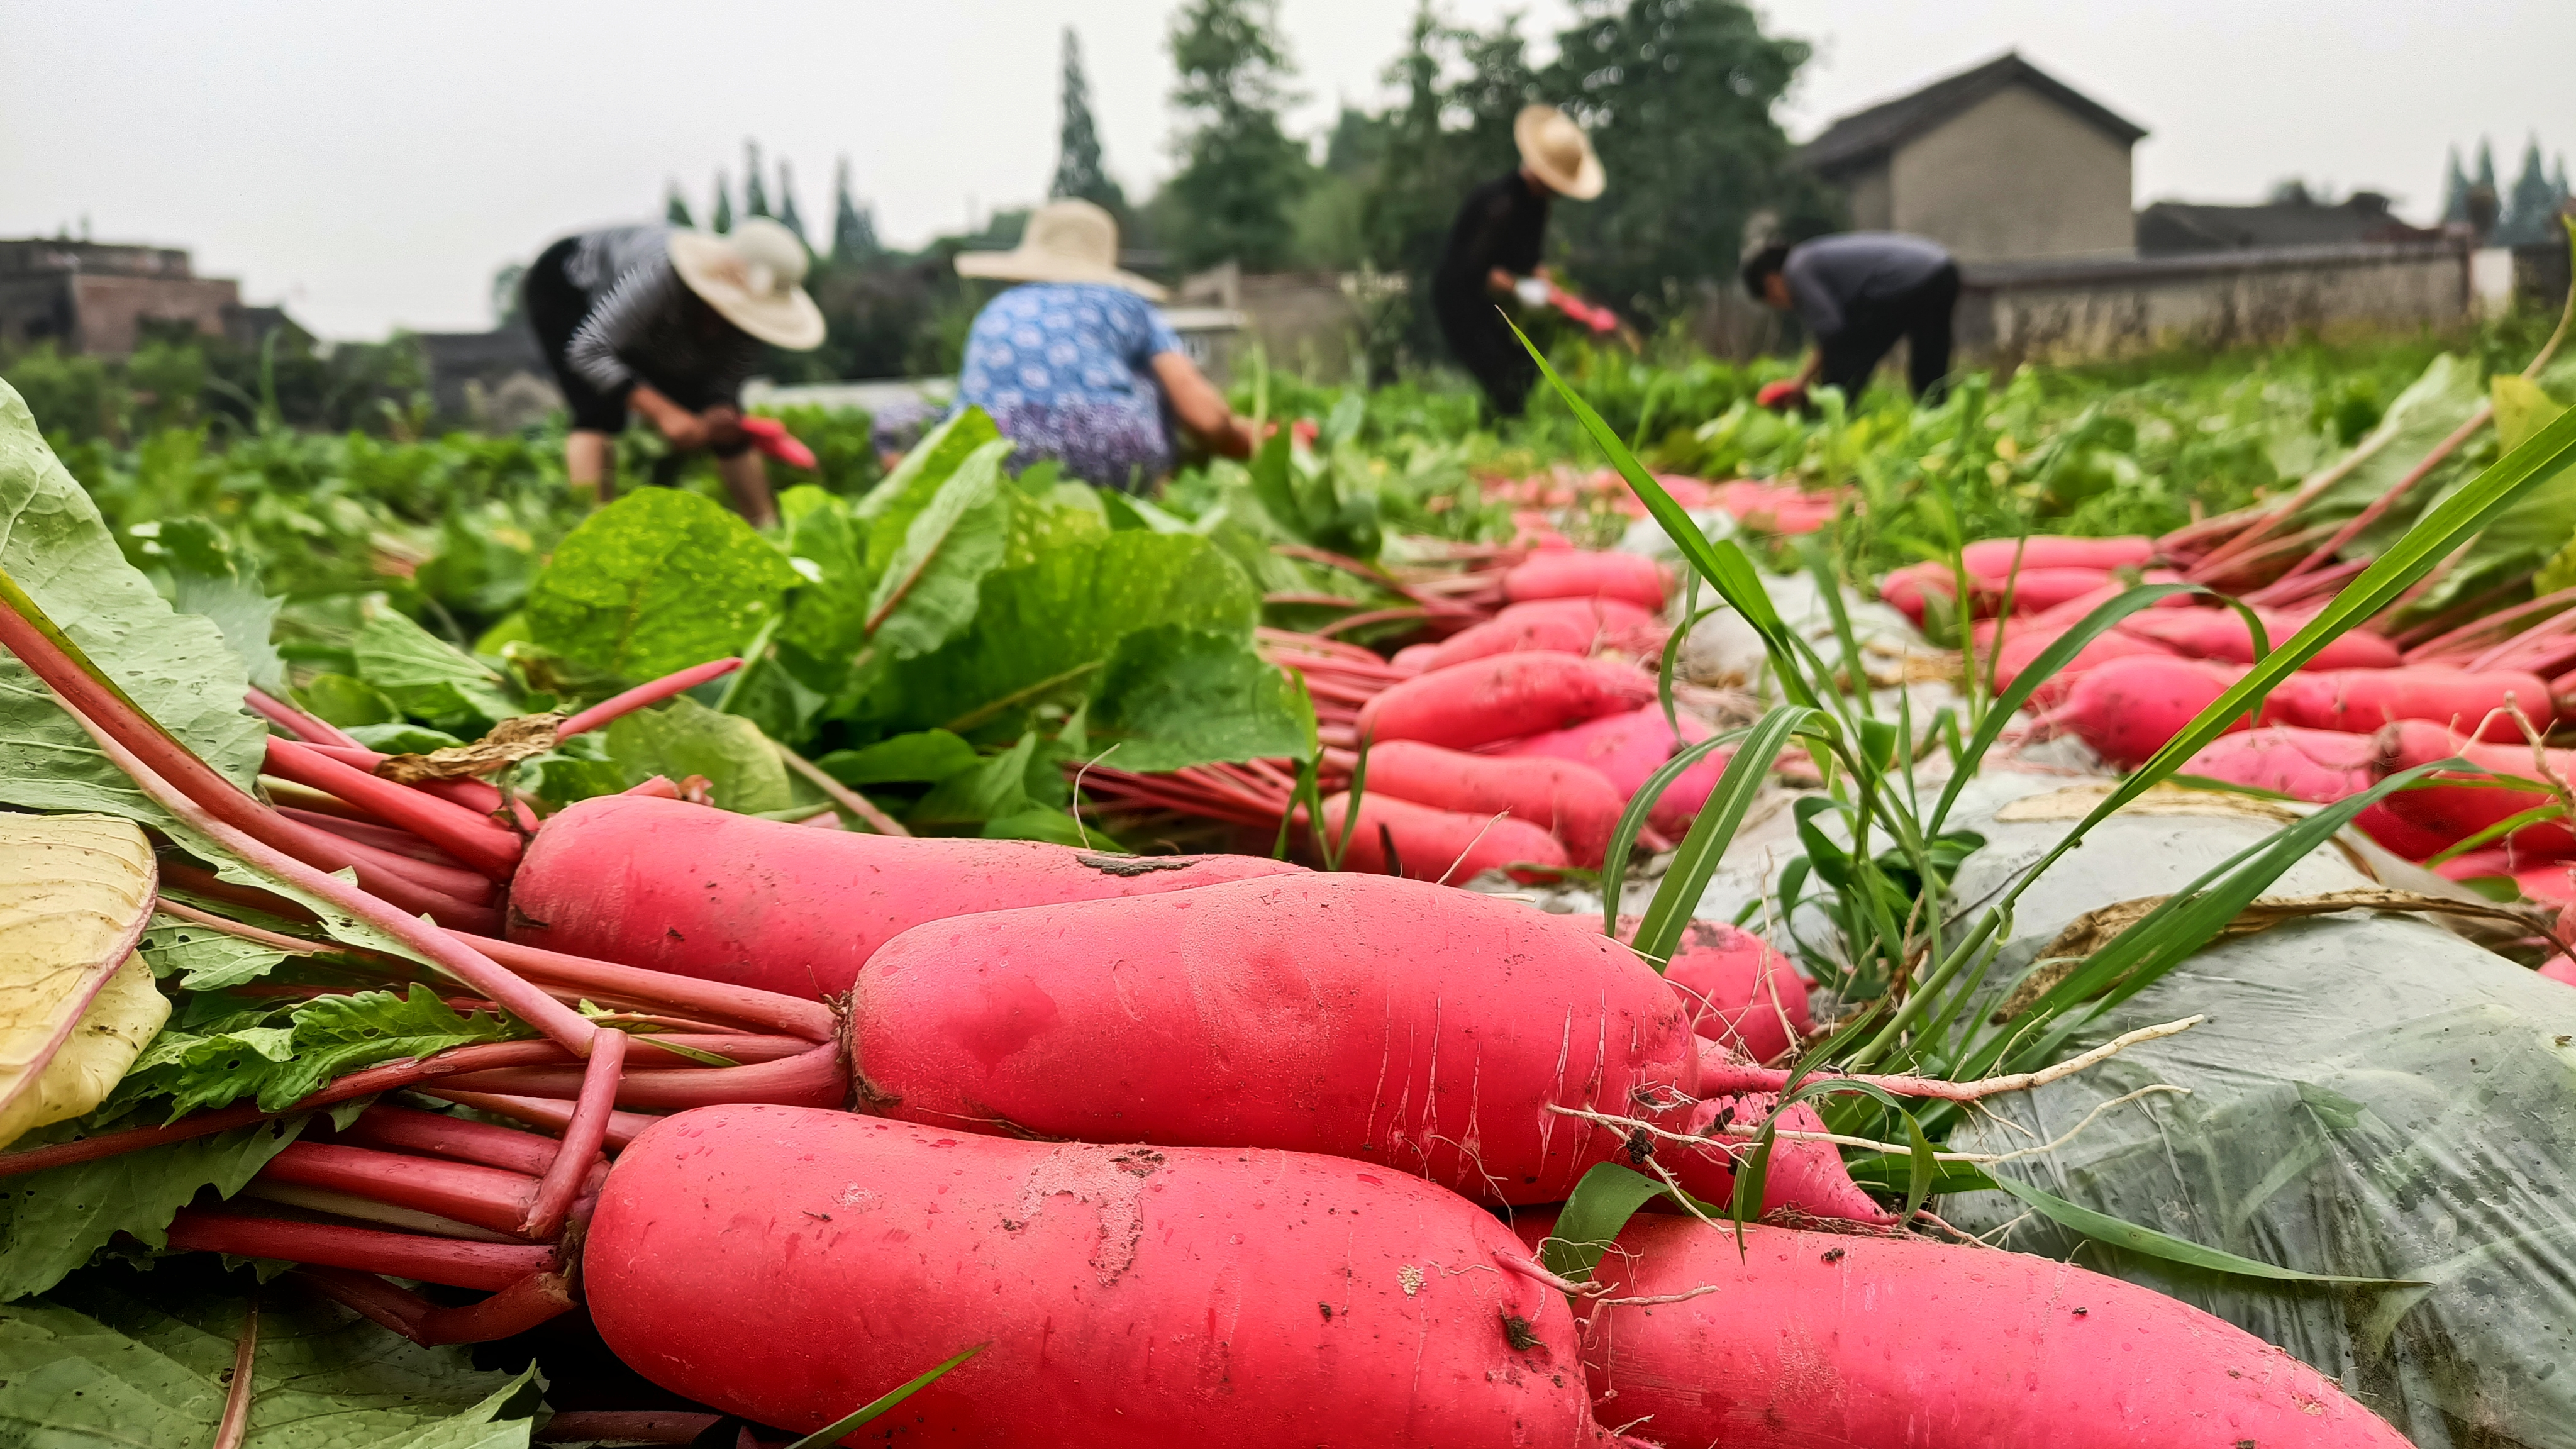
[1513,276,1551,308]
[1756,379,1808,411]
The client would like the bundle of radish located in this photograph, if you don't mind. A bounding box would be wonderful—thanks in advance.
[1500,550,1670,614]
[1318,789,1570,880]
[1501,703,1729,840]
[2040,653,2551,770]
[2370,719,2576,854]
[1357,651,1658,752]
[2118,606,2402,669]
[1332,739,1625,868]
[1525,1212,2413,1448]
[1881,535,2158,627]
[1399,596,1660,675]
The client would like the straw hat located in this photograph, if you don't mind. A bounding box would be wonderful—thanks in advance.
[1514,104,1605,201]
[954,199,1168,301]
[667,217,826,350]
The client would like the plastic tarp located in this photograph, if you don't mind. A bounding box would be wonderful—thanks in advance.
[1921,772,2576,1449]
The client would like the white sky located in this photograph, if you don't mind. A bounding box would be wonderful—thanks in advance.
[2,1,2568,338]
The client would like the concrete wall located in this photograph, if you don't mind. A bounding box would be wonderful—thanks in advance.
[1955,242,2470,366]
[1841,162,1894,232]
[69,275,240,357]
[1888,83,2135,262]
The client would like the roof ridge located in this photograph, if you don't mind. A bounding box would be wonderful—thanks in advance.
[1797,52,2146,175]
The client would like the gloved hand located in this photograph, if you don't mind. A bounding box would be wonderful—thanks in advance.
[1513,275,1552,308]
[1756,379,1808,411]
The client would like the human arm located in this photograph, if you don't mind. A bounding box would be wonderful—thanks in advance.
[1150,352,1257,459]
[625,388,743,453]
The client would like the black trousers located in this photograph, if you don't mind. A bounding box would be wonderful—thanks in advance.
[1817,262,1960,401]
[1435,298,1536,419]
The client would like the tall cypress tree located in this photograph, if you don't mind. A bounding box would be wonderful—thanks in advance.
[711,170,735,233]
[665,181,696,229]
[2475,138,2499,193]
[1050,28,1128,214]
[777,160,808,245]
[2439,146,2471,225]
[2498,137,2561,246]
[1164,0,1311,270]
[743,141,772,219]
[831,157,880,263]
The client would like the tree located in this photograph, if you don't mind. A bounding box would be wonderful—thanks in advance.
[831,157,880,263]
[2439,145,2471,225]
[711,170,735,233]
[743,141,771,219]
[1163,0,1311,271]
[777,160,808,246]
[1540,0,1823,319]
[665,182,696,229]
[1359,8,1539,309]
[2497,136,2562,246]
[1050,28,1128,215]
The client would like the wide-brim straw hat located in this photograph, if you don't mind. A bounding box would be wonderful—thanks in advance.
[1516,104,1605,201]
[954,199,1168,301]
[667,216,826,350]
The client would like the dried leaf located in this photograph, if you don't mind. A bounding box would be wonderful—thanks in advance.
[1994,781,2307,828]
[0,815,165,1148]
[372,713,566,784]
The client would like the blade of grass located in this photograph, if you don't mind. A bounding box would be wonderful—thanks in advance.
[1975,1172,2422,1286]
[780,1343,988,1449]
[1629,706,1826,963]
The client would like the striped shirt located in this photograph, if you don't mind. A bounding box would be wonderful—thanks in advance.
[561,225,763,402]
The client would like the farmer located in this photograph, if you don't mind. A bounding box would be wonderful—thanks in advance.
[523,216,823,528]
[1740,231,1960,409]
[1431,104,1605,420]
[950,199,1259,492]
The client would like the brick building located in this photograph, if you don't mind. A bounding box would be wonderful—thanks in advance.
[0,238,253,357]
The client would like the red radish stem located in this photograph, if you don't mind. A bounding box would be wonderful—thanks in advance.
[296,742,518,819]
[257,1141,541,1237]
[555,657,742,739]
[165,1209,554,1290]
[775,742,911,836]
[448,932,837,1041]
[264,738,524,876]
[245,686,359,747]
[522,1028,624,1238]
[432,1041,846,1110]
[341,1104,574,1177]
[422,1090,657,1151]
[274,806,472,867]
[532,1413,722,1445]
[297,1263,576,1347]
[2268,405,2496,589]
[55,696,597,1050]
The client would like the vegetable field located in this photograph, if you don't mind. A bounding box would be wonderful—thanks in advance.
[4,256,2576,1447]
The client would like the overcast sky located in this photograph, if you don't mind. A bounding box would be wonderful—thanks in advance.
[3,1,2568,338]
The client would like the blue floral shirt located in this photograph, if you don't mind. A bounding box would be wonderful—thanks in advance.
[957,284,1185,492]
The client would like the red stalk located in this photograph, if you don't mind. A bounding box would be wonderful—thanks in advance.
[245,686,360,747]
[56,699,597,1052]
[276,806,472,867]
[620,775,682,799]
[341,1104,567,1177]
[448,930,837,1042]
[166,1209,554,1290]
[435,1041,845,1109]
[2267,404,2494,587]
[557,657,742,740]
[258,1141,540,1237]
[265,738,523,877]
[294,1265,576,1345]
[421,1090,657,1150]
[523,1028,625,1238]
[300,743,512,817]
[536,1412,724,1445]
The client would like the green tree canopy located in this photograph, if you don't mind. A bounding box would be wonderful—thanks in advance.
[1050,28,1128,217]
[665,181,696,229]
[711,170,735,233]
[777,160,808,245]
[831,157,880,263]
[1163,0,1311,271]
[743,140,772,219]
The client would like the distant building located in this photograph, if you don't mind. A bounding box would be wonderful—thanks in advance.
[1797,52,2146,263]
[0,239,262,357]
[2137,192,2443,255]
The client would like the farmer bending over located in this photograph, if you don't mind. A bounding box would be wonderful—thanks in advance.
[1431,105,1605,421]
[525,216,822,528]
[1741,232,1959,410]
[950,199,1259,493]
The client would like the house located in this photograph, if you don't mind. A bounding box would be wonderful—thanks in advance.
[2137,191,2444,255]
[1797,52,2146,263]
[0,239,255,357]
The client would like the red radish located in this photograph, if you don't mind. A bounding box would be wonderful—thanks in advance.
[1357,740,1626,867]
[588,1107,1622,1449]
[1518,1212,2413,1449]
[1356,652,1655,752]
[1653,919,1809,1062]
[1409,614,1594,671]
[2038,654,2251,770]
[1501,552,1668,613]
[1389,643,1440,674]
[1959,535,2155,577]
[2180,725,2375,802]
[2119,608,2401,670]
[2350,800,2452,860]
[506,794,1302,999]
[2370,720,2576,853]
[1985,625,2177,706]
[2024,580,2197,632]
[1878,562,1951,625]
[1502,704,1728,839]
[2264,667,2550,741]
[847,872,1738,1208]
[1991,565,2128,615]
[1318,791,1568,882]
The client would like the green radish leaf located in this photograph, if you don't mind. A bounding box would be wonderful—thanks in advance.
[0,1266,541,1441]
[781,1342,989,1449]
[603,696,795,814]
[0,382,267,819]
[863,440,1015,659]
[0,1121,311,1301]
[816,730,982,786]
[1087,625,1316,774]
[853,408,1002,525]
[1541,1163,1675,1283]
[138,918,290,992]
[1977,1171,2424,1286]
[352,605,516,732]
[169,566,286,696]
[527,489,800,683]
[1901,1109,1938,1221]
[775,489,872,688]
[255,987,528,1112]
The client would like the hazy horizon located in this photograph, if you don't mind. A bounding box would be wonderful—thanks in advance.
[3,0,2568,338]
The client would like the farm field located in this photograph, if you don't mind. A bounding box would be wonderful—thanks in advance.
[3,278,2576,1449]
